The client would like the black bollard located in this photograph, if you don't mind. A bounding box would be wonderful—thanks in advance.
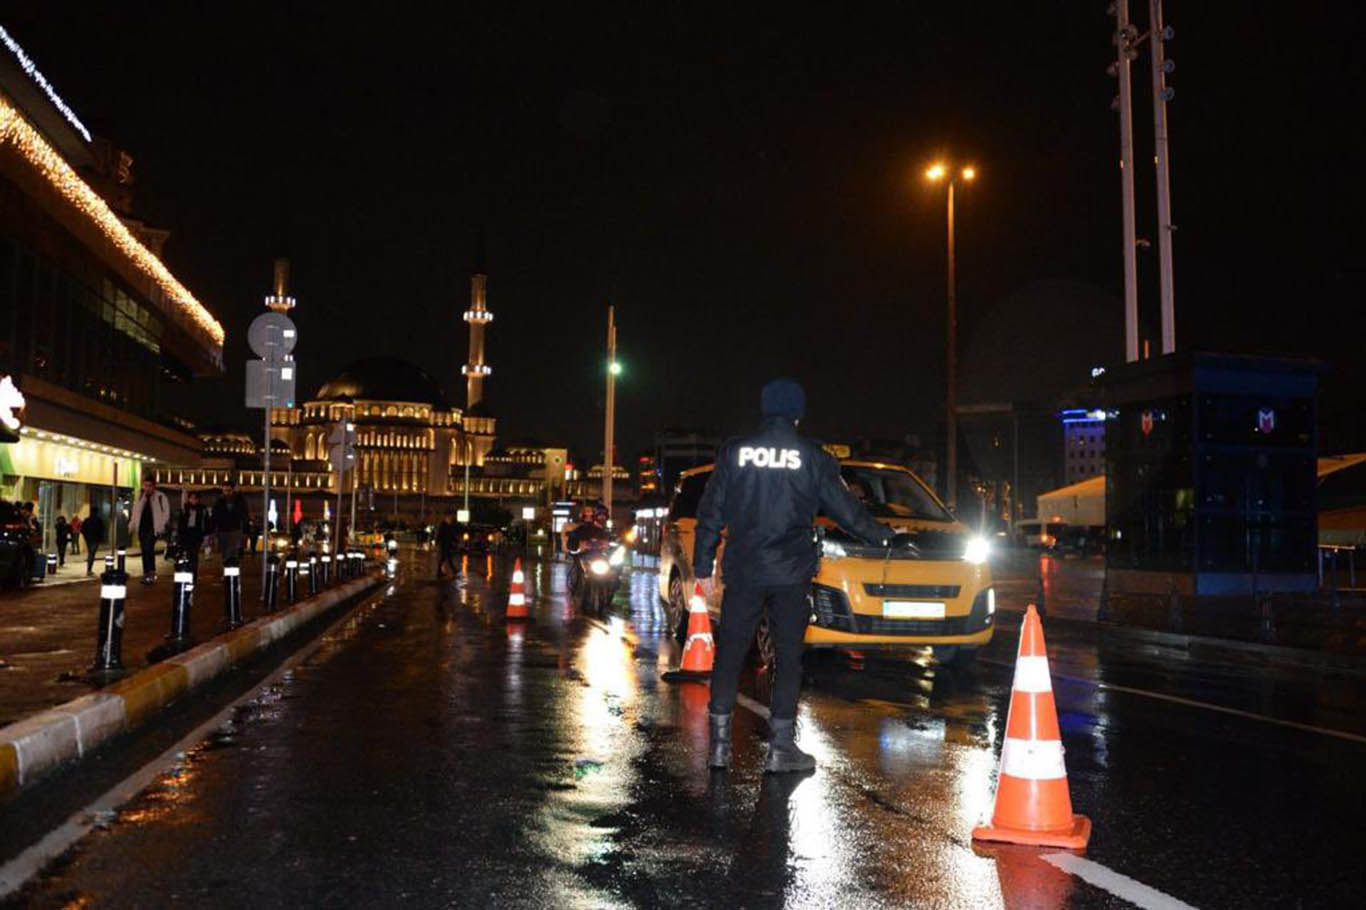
[264,553,280,612]
[320,554,331,587]
[285,556,298,603]
[223,557,243,629]
[116,548,127,574]
[170,557,195,642]
[308,554,319,596]
[104,554,115,572]
[92,567,128,676]
[47,553,58,575]
[298,558,311,600]
[148,558,196,662]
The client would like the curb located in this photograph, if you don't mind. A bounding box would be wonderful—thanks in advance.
[0,572,385,800]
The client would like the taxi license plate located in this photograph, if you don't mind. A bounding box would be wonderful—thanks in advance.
[882,600,945,620]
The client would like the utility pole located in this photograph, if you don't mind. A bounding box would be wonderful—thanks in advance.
[1149,0,1176,354]
[944,181,957,511]
[603,306,618,521]
[1112,0,1140,363]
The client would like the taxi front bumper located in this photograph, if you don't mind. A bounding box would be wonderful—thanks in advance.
[802,583,995,649]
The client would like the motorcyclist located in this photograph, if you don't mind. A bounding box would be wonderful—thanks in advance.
[694,377,895,774]
[567,504,611,591]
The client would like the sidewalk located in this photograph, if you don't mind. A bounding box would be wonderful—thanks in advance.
[20,542,168,589]
[0,551,291,726]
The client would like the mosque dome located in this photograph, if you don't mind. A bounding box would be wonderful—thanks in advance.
[315,357,451,411]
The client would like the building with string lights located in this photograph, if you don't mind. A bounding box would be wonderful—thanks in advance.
[0,26,224,551]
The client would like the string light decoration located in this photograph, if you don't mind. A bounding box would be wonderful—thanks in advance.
[0,26,91,142]
[0,95,225,348]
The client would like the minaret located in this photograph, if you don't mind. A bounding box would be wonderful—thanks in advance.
[265,258,296,313]
[461,255,492,410]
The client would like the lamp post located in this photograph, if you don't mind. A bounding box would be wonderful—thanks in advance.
[604,306,619,523]
[925,161,975,511]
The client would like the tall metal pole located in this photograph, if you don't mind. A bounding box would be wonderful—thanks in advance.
[604,306,617,519]
[1149,0,1176,354]
[463,439,471,516]
[1115,0,1140,363]
[349,460,358,545]
[333,423,344,556]
[262,407,271,595]
[944,181,957,511]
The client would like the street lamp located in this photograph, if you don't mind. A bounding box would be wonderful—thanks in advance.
[924,160,976,511]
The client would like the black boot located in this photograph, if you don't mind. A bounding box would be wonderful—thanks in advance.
[708,712,733,769]
[764,718,816,774]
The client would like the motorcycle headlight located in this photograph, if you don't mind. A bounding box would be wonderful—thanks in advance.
[608,546,625,567]
[963,536,990,564]
[821,539,848,559]
[590,559,610,576]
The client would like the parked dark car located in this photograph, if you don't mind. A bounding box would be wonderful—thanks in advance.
[0,501,37,587]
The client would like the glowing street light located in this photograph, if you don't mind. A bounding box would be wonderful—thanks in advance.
[923,158,978,510]
[609,360,622,376]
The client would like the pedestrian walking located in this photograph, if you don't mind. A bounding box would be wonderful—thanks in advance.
[81,510,105,575]
[69,514,81,554]
[246,517,258,555]
[178,490,210,577]
[54,515,71,567]
[211,479,250,561]
[130,479,171,584]
[435,514,458,577]
[694,378,894,774]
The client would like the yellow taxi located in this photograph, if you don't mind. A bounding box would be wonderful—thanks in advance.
[657,459,995,665]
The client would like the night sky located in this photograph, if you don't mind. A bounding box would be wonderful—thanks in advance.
[8,3,1365,462]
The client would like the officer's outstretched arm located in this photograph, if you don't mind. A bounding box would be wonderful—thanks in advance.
[816,455,894,545]
[692,457,730,579]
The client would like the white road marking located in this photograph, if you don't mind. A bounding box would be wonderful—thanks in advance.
[1041,852,1199,909]
[0,589,387,900]
[981,656,1366,745]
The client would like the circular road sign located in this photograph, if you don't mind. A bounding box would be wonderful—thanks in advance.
[247,312,298,359]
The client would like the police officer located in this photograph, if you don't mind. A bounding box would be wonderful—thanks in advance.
[694,378,894,773]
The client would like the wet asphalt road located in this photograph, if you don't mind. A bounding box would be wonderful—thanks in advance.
[5,550,1366,908]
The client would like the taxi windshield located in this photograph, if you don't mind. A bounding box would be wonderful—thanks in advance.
[840,465,951,522]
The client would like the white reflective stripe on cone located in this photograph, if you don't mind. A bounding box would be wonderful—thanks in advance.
[174,572,193,583]
[1000,737,1067,780]
[100,585,127,599]
[509,593,526,606]
[689,595,708,613]
[1012,655,1054,693]
[223,567,241,577]
[685,632,714,647]
[512,571,525,584]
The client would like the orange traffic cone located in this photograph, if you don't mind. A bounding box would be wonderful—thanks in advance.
[506,558,530,621]
[972,604,1090,849]
[663,582,714,680]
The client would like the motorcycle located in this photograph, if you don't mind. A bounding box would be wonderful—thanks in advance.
[570,536,629,613]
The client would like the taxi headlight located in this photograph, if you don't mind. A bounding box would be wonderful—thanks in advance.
[987,587,996,614]
[590,559,611,576]
[963,536,990,564]
[608,545,626,567]
[821,539,848,559]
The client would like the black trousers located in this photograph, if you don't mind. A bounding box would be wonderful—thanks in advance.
[85,541,99,574]
[438,547,458,576]
[708,582,810,722]
[57,541,68,566]
[139,525,158,577]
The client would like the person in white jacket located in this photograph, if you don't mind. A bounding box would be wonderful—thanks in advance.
[130,478,170,584]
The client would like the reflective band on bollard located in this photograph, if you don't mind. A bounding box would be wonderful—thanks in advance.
[116,549,127,573]
[307,555,319,596]
[223,561,243,629]
[46,553,58,575]
[92,569,127,674]
[285,559,299,603]
[104,554,115,572]
[320,554,331,587]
